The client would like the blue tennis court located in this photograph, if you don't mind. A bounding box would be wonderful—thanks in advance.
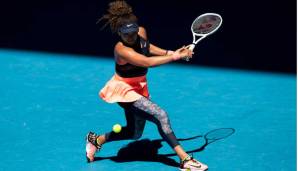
[0,49,296,171]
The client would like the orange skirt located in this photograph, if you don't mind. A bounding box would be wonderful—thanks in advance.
[99,73,149,103]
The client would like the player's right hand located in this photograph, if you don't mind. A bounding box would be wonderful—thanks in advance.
[174,46,193,60]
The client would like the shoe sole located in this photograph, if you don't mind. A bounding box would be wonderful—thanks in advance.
[179,168,208,171]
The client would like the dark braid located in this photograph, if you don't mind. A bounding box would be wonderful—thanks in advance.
[97,0,138,33]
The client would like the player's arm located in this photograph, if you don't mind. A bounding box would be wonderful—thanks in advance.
[115,43,175,68]
[138,26,173,56]
[149,43,171,56]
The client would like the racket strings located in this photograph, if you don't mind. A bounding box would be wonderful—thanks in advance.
[204,128,235,141]
[192,16,221,34]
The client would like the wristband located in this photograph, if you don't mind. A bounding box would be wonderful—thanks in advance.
[165,50,168,55]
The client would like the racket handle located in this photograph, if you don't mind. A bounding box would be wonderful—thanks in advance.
[188,44,196,51]
[184,44,196,61]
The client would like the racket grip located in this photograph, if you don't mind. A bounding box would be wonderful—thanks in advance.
[188,44,195,51]
[184,44,196,61]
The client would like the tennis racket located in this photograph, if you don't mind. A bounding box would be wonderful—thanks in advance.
[201,128,235,149]
[185,13,223,61]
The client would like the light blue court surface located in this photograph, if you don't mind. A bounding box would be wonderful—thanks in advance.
[0,49,296,171]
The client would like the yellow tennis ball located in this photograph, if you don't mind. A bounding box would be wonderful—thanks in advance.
[113,124,122,133]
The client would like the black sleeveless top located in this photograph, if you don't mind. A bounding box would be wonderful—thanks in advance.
[115,36,150,78]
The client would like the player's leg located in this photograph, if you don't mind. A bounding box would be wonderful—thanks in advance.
[131,96,208,170]
[104,102,146,142]
[86,102,146,162]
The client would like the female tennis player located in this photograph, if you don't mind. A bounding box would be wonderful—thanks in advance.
[86,1,208,170]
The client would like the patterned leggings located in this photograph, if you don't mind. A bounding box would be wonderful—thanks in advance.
[105,97,180,148]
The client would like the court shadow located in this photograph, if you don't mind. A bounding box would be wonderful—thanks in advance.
[94,128,235,167]
[94,138,180,167]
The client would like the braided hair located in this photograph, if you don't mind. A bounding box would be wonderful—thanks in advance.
[97,0,138,33]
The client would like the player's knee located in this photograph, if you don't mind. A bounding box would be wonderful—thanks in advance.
[131,129,143,140]
[131,133,142,140]
[121,126,142,140]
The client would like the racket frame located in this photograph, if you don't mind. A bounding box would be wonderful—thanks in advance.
[185,13,223,61]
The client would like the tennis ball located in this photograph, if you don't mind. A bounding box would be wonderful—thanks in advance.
[113,124,122,133]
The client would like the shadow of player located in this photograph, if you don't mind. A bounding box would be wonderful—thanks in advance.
[94,128,235,167]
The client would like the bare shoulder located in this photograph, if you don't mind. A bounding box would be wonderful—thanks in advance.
[138,26,148,40]
[114,42,126,56]
[114,42,128,64]
[114,42,135,57]
[115,41,123,50]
